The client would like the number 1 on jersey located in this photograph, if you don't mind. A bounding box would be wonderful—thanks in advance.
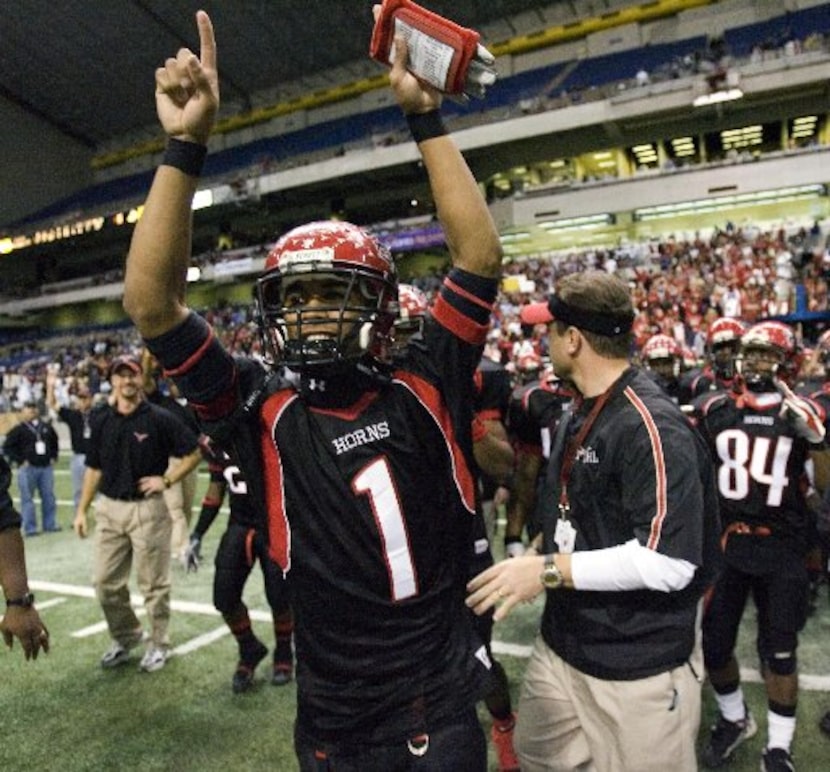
[353,457,418,601]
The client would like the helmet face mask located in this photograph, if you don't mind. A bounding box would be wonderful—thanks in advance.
[736,321,797,391]
[255,222,397,372]
[711,340,741,379]
[641,334,681,381]
[707,318,746,380]
[647,356,678,381]
[737,345,782,390]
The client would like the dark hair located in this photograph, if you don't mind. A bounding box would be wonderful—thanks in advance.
[555,271,633,359]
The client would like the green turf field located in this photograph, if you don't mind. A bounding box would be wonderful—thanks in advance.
[1,459,829,771]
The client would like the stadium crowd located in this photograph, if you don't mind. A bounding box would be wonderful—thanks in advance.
[2,218,829,411]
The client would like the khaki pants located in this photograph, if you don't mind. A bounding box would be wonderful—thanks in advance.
[515,633,702,772]
[164,458,198,558]
[93,494,172,648]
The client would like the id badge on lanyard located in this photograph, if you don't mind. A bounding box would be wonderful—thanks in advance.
[556,388,612,555]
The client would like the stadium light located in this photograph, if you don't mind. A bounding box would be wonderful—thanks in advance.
[692,88,744,108]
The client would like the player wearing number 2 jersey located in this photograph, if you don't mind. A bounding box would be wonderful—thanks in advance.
[123,10,502,770]
[693,320,825,771]
[184,425,294,693]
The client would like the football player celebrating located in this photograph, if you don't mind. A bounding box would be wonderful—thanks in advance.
[123,10,502,770]
[693,321,825,771]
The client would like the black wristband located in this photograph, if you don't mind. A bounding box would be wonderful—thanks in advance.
[5,592,34,608]
[406,110,447,144]
[162,138,207,177]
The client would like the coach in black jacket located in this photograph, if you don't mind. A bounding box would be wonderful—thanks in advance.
[468,270,720,772]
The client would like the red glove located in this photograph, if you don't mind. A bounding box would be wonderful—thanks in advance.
[370,0,496,99]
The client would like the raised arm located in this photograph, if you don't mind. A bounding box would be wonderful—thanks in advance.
[384,26,502,279]
[123,10,219,339]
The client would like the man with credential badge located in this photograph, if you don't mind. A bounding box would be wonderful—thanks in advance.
[467,270,721,772]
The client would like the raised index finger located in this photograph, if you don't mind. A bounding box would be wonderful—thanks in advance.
[196,10,217,71]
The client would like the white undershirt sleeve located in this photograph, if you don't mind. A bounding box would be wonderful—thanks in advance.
[569,538,696,592]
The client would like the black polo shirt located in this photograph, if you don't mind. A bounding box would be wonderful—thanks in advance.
[85,401,199,501]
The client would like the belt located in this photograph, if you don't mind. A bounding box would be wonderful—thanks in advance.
[106,492,147,502]
[721,521,772,550]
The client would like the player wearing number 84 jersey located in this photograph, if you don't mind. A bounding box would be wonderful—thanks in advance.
[692,320,825,770]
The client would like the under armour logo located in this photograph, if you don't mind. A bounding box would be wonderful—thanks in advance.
[133,432,149,442]
[307,379,326,391]
[474,644,492,670]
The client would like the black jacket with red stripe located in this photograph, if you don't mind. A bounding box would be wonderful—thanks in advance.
[539,367,717,680]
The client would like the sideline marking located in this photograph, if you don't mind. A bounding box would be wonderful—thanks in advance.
[32,596,68,610]
[29,580,830,690]
[173,625,231,656]
[30,580,272,622]
[72,610,146,639]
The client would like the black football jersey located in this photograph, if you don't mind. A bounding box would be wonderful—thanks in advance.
[200,438,262,530]
[693,388,816,547]
[678,366,712,405]
[507,377,573,457]
[146,271,496,745]
[261,314,489,742]
[473,358,512,421]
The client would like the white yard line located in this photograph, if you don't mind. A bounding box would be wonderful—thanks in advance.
[72,610,146,639]
[31,596,68,610]
[29,579,830,690]
[172,625,231,656]
[30,579,273,624]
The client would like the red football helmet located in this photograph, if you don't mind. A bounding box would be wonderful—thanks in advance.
[641,334,681,362]
[256,221,397,370]
[707,317,747,349]
[706,317,746,379]
[515,351,543,383]
[392,283,429,349]
[680,345,698,371]
[738,320,799,388]
[641,334,681,380]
